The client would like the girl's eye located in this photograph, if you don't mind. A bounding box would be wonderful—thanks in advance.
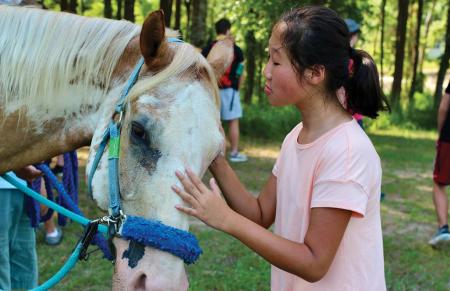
[131,122,146,140]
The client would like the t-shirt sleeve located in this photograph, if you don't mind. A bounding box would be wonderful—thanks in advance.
[312,180,368,217]
[311,135,378,217]
[272,158,279,177]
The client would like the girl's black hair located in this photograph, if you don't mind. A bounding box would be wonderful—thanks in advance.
[279,6,389,118]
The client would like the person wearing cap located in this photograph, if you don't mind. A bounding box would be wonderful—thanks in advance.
[345,18,361,48]
[344,18,364,130]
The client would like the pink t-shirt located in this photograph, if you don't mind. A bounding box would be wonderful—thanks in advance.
[272,119,386,291]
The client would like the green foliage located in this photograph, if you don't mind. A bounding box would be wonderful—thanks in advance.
[365,92,437,131]
[240,104,300,140]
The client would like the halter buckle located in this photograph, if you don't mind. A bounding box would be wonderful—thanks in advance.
[112,110,123,126]
[100,210,126,237]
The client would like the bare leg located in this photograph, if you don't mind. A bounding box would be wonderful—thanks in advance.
[39,183,56,234]
[432,182,448,227]
[56,154,64,167]
[228,119,240,154]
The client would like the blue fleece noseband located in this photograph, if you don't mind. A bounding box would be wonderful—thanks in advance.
[120,216,202,264]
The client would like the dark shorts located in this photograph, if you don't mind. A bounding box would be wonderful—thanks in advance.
[433,141,450,185]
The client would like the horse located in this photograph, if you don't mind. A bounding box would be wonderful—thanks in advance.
[0,5,233,290]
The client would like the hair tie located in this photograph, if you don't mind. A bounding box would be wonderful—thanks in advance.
[348,58,354,77]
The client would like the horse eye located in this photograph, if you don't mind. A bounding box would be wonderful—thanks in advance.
[131,122,146,140]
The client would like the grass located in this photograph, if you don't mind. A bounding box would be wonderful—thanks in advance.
[36,127,450,290]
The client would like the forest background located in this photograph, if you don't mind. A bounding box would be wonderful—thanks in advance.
[36,0,450,138]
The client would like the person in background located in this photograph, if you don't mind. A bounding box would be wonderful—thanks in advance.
[0,166,40,290]
[202,18,247,162]
[429,80,450,248]
[344,18,365,129]
[40,181,63,245]
[345,18,361,47]
[35,155,63,245]
[174,6,389,289]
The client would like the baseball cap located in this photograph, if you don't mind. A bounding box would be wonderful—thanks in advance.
[345,18,361,34]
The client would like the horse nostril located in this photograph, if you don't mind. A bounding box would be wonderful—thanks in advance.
[134,273,147,291]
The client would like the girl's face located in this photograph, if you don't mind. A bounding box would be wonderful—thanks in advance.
[263,23,305,107]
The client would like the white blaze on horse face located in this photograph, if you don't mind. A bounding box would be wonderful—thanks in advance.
[119,80,222,227]
[87,77,222,291]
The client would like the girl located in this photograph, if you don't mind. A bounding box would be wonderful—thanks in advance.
[172,6,389,290]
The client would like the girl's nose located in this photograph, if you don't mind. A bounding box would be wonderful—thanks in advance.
[263,63,271,80]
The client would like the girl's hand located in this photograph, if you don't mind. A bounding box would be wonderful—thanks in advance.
[172,168,234,231]
[15,165,42,182]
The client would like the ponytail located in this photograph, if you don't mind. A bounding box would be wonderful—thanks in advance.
[344,49,390,118]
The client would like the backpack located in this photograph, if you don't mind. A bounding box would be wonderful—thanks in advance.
[211,41,240,89]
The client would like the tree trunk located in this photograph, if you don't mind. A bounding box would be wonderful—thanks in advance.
[184,0,191,40]
[60,0,68,11]
[69,0,77,13]
[391,0,409,108]
[104,0,112,18]
[159,0,173,27]
[189,0,207,48]
[244,31,256,104]
[434,3,450,106]
[116,0,122,19]
[174,0,181,30]
[124,0,134,22]
[409,0,423,100]
[380,0,387,89]
[419,0,437,74]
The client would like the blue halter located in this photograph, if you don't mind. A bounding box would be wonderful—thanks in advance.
[87,37,202,265]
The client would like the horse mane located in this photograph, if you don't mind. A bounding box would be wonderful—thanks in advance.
[0,5,139,118]
[128,41,220,108]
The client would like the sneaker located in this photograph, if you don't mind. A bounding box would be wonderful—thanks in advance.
[229,152,248,162]
[428,225,450,249]
[45,227,63,246]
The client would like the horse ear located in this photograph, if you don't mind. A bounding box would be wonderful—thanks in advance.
[205,37,234,80]
[140,10,166,65]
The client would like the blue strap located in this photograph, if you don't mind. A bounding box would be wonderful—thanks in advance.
[108,122,122,217]
[87,128,110,198]
[167,37,184,43]
[115,58,145,114]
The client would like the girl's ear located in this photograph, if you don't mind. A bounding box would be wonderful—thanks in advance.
[304,65,325,85]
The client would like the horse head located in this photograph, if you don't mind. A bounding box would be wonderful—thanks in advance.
[86,11,231,291]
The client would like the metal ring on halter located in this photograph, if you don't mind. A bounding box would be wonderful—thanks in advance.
[112,110,123,125]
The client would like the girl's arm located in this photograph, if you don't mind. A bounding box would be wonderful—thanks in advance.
[172,169,351,282]
[209,156,276,228]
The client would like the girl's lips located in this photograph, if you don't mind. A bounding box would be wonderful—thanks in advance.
[264,84,272,95]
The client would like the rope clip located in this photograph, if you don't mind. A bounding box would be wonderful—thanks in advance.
[79,221,100,261]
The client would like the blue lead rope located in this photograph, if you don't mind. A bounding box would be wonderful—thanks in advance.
[2,172,108,234]
[1,173,107,291]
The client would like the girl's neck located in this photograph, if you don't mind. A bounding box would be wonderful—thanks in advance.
[296,96,352,144]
